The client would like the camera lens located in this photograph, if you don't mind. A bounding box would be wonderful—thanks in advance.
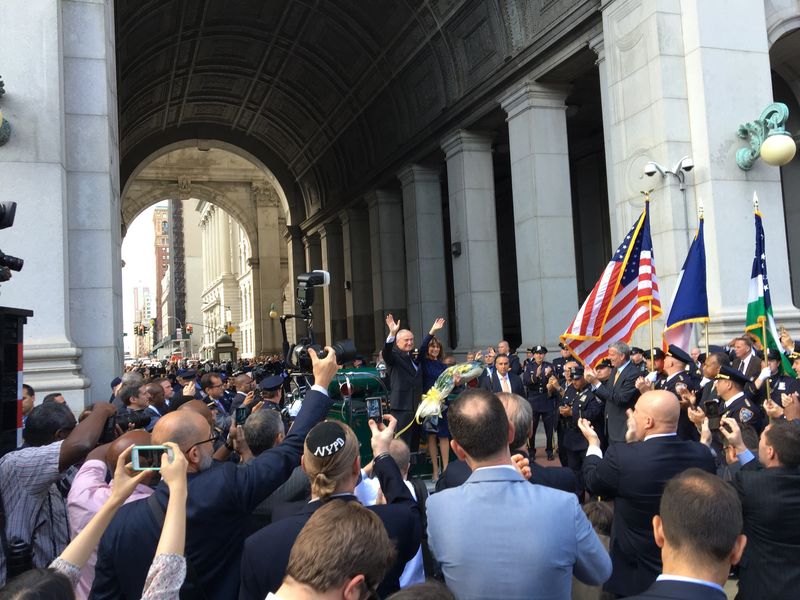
[0,252,23,272]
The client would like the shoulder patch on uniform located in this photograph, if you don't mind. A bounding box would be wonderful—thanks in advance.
[739,407,754,423]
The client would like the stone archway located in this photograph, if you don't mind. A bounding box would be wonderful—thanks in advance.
[122,146,290,356]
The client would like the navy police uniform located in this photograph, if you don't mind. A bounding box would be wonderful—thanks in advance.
[658,345,701,441]
[523,345,557,459]
[561,369,604,498]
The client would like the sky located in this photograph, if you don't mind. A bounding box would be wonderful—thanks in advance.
[121,204,164,355]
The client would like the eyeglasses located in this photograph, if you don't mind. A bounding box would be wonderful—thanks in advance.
[188,430,219,451]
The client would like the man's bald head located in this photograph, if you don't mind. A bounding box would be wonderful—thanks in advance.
[496,392,532,451]
[107,430,151,473]
[234,374,254,392]
[633,390,680,438]
[152,410,210,450]
[178,399,214,427]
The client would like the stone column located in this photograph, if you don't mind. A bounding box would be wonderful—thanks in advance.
[340,208,375,356]
[599,0,799,344]
[366,190,408,352]
[303,232,326,345]
[283,225,306,345]
[319,221,347,344]
[440,131,503,352]
[218,210,232,275]
[397,165,449,341]
[0,0,105,407]
[499,82,579,348]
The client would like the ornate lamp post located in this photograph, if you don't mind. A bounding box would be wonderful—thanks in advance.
[736,102,797,170]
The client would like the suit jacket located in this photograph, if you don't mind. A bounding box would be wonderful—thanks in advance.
[238,456,420,600]
[733,458,800,600]
[625,578,727,600]
[593,362,641,444]
[427,465,611,600]
[582,436,716,597]
[435,455,577,495]
[89,388,332,600]
[383,338,423,412]
[508,354,522,376]
[732,354,761,381]
[480,371,525,396]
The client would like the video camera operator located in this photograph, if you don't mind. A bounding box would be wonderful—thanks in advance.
[0,401,118,584]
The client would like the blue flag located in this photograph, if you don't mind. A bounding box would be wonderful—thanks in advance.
[663,219,709,350]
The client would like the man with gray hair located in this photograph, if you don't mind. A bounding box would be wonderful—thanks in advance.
[584,341,641,444]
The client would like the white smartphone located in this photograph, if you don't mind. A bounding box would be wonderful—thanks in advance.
[131,445,174,471]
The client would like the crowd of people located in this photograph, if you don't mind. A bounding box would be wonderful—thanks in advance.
[0,315,798,599]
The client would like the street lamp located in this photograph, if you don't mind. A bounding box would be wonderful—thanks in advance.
[736,102,797,170]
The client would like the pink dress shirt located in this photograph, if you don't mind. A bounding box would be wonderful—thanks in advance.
[67,459,154,600]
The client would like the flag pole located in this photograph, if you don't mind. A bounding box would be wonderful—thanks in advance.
[641,188,656,357]
[698,198,709,357]
[753,192,771,399]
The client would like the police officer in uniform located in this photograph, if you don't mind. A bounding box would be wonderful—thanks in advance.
[553,358,577,467]
[714,364,764,434]
[657,345,701,441]
[523,345,557,460]
[630,347,649,375]
[552,343,572,386]
[751,348,797,407]
[560,366,604,499]
[643,348,666,386]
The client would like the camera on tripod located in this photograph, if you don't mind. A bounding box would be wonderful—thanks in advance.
[281,270,357,371]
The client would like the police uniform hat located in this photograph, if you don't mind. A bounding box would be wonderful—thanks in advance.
[558,342,567,350]
[644,348,665,360]
[259,374,284,391]
[596,359,612,369]
[177,368,196,379]
[790,352,800,362]
[532,345,548,354]
[110,376,122,388]
[630,347,644,356]
[570,366,585,380]
[767,348,782,362]
[666,345,693,365]
[715,364,750,387]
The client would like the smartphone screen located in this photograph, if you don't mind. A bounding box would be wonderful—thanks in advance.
[131,445,172,471]
[704,401,721,431]
[365,397,382,420]
[235,406,248,425]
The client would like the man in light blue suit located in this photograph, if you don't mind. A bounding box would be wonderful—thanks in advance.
[426,388,611,600]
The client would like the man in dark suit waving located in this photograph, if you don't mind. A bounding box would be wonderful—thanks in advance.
[383,314,423,451]
[481,353,524,396]
[625,468,746,600]
[578,389,716,597]
[584,341,641,445]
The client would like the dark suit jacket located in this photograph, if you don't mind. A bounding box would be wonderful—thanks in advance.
[593,362,641,444]
[238,456,420,600]
[733,458,800,600]
[625,579,726,600]
[480,371,525,396]
[89,388,333,600]
[436,454,576,495]
[582,435,716,597]
[383,339,423,412]
[732,355,761,381]
[508,354,522,376]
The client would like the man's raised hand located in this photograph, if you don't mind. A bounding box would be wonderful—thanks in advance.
[385,314,401,337]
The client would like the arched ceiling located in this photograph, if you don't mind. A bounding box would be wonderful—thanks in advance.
[115,0,602,220]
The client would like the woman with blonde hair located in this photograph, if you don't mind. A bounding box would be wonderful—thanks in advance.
[239,417,422,600]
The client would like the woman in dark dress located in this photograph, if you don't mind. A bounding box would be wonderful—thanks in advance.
[419,317,450,481]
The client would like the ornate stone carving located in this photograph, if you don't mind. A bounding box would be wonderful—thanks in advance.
[251,181,278,207]
[177,176,191,199]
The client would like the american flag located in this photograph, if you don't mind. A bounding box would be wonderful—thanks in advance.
[562,202,662,367]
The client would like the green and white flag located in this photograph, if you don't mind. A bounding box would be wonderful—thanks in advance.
[745,201,795,376]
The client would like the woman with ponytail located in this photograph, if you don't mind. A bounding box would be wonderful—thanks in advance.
[239,416,422,600]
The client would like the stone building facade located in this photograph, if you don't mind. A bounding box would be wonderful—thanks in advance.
[1,0,800,408]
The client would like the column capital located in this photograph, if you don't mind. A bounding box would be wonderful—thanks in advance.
[283,224,303,242]
[338,207,369,227]
[588,33,605,63]
[302,231,320,250]
[364,188,402,210]
[440,130,494,159]
[396,164,441,187]
[498,82,571,120]
[318,219,342,240]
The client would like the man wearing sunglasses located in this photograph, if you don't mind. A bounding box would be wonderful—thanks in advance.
[91,347,340,600]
